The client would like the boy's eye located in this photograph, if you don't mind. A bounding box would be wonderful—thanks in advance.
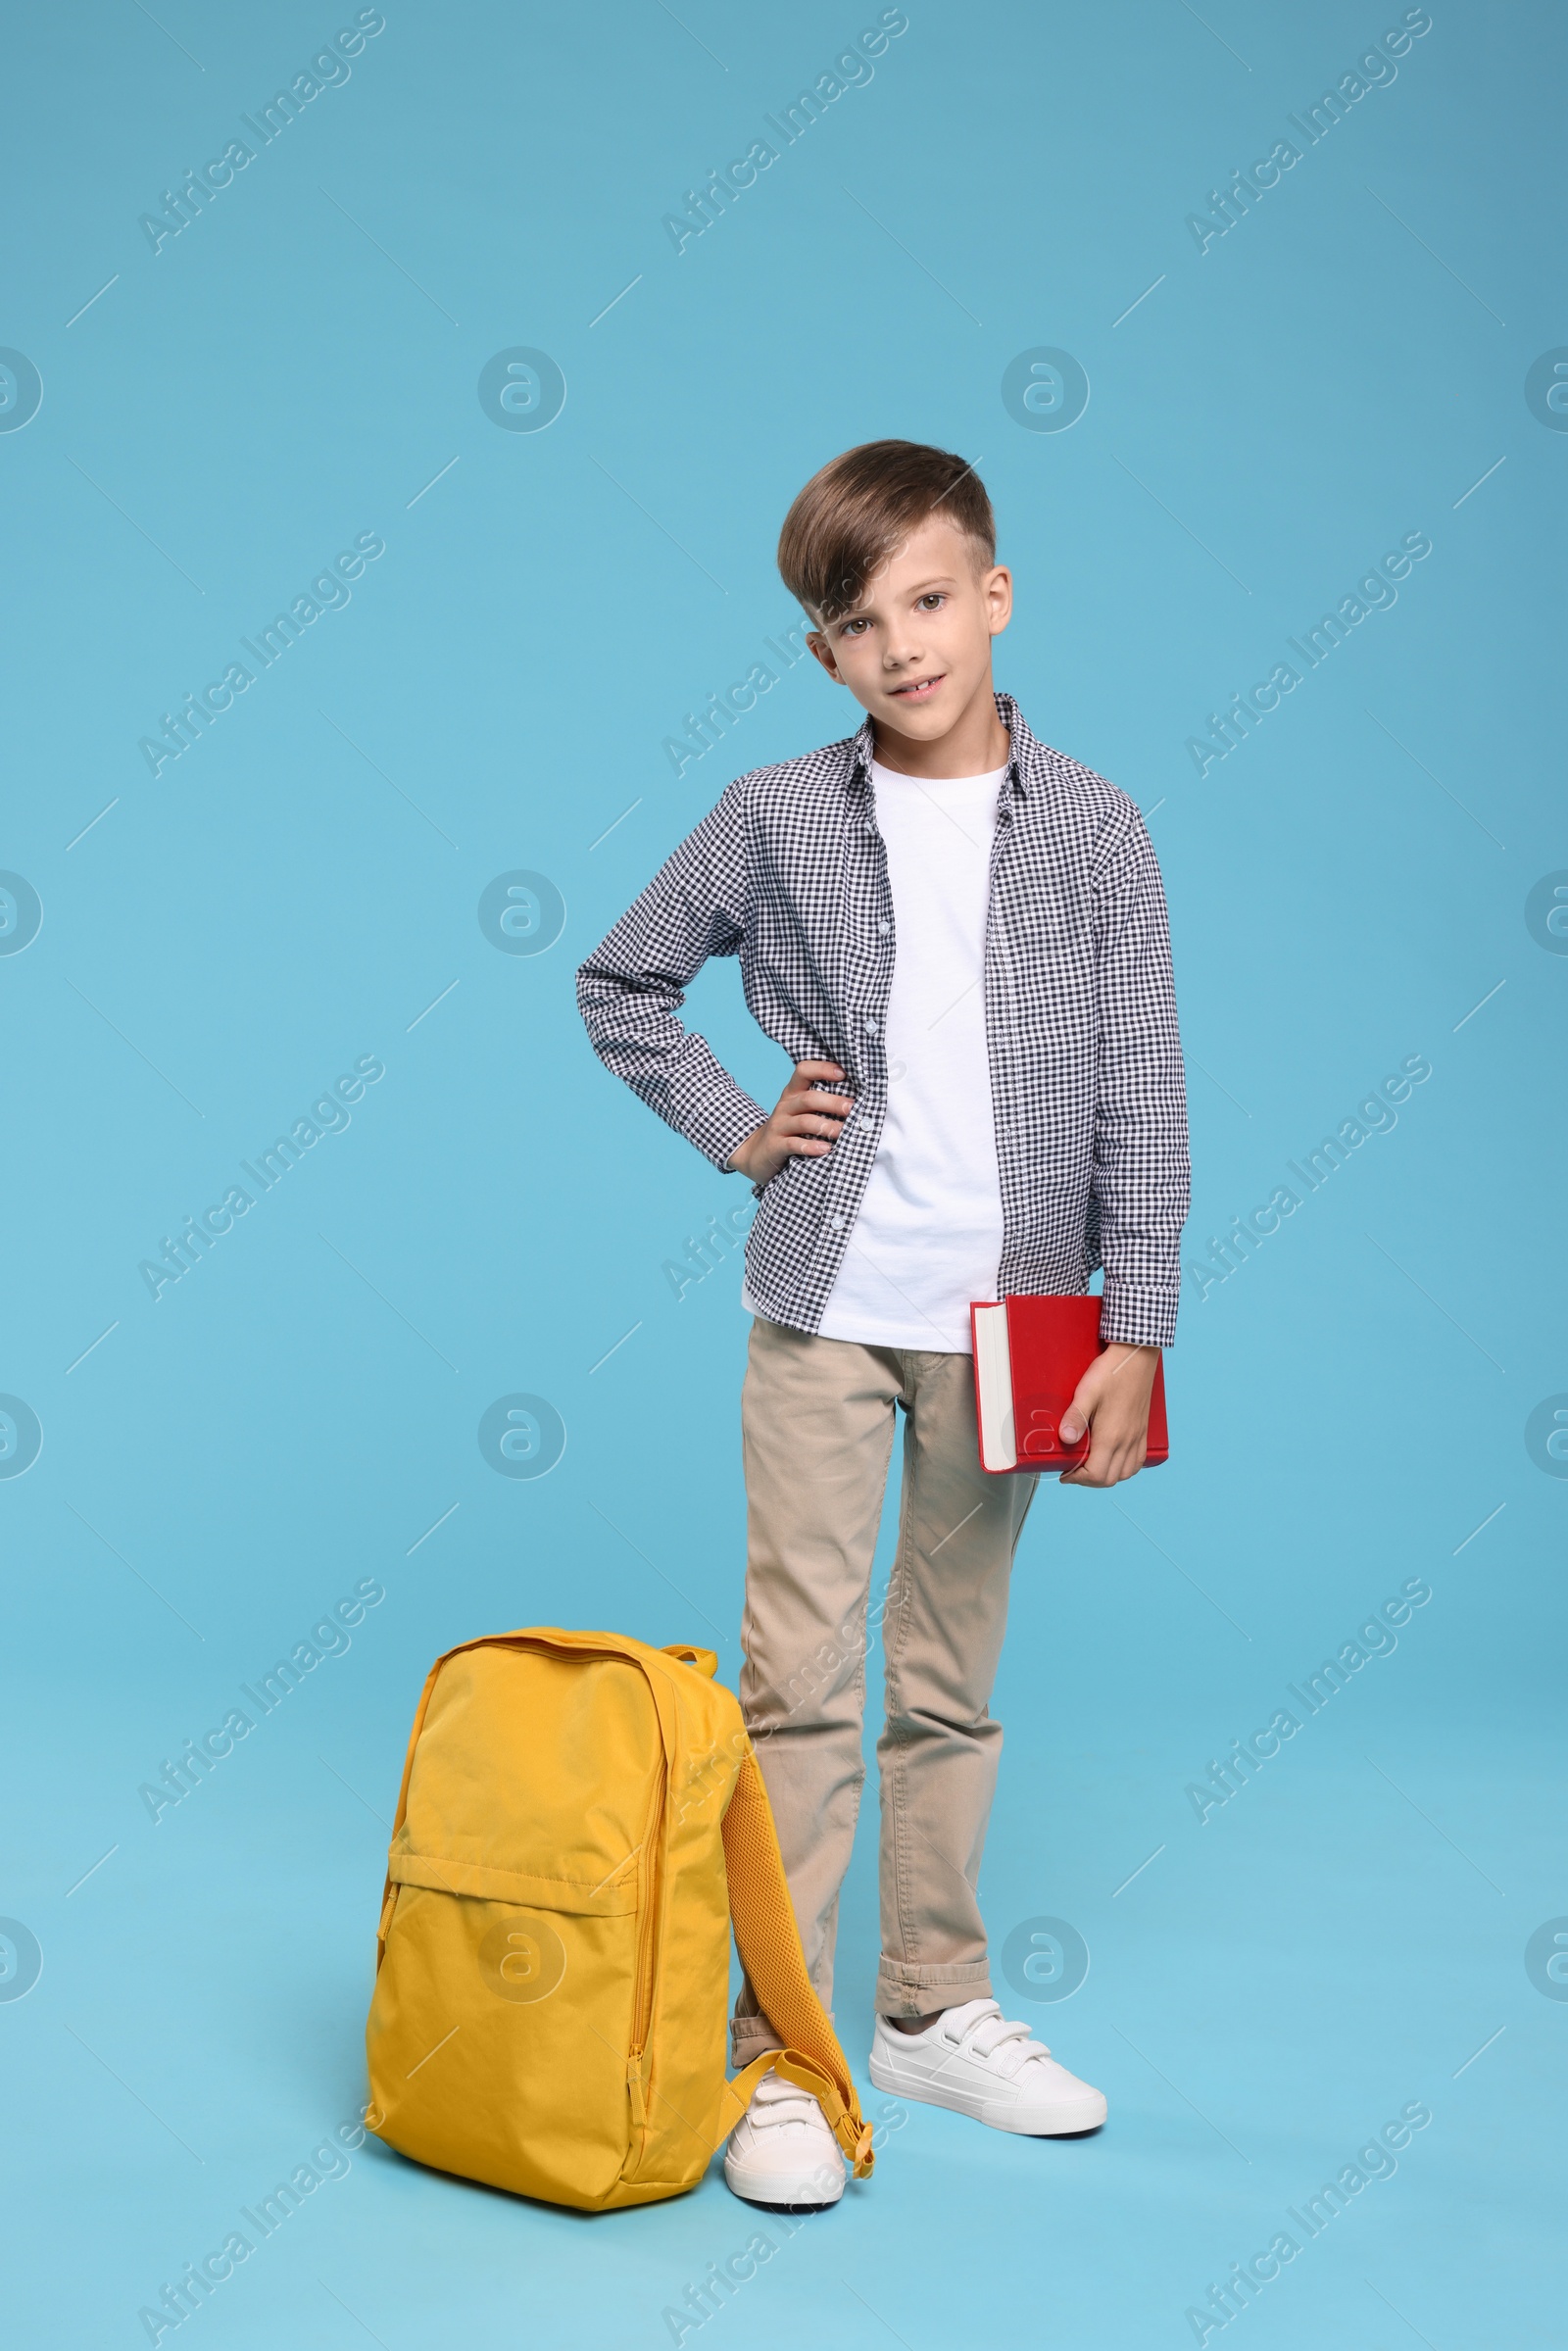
[916,593,946,611]
[842,617,870,635]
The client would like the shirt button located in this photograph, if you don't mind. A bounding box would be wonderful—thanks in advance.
[863,1016,878,1035]
[829,1213,846,1230]
[877,919,891,936]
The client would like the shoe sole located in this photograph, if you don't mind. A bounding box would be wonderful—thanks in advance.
[722,2155,845,2208]
[868,2045,1106,2135]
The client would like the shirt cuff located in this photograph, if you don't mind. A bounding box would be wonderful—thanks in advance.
[683,1079,768,1175]
[1098,1279,1179,1349]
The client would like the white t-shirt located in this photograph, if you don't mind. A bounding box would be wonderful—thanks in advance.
[813,758,1006,1352]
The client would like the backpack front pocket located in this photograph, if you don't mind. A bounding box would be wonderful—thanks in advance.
[368,1858,642,2207]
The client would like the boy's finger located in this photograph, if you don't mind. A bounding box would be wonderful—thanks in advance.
[1061,1419,1125,1485]
[793,1060,847,1081]
[1062,1442,1102,1484]
[1058,1387,1094,1445]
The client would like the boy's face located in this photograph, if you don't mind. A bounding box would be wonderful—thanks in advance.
[806,515,1011,745]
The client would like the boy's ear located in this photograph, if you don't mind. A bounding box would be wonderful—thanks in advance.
[807,630,845,685]
[984,563,1013,638]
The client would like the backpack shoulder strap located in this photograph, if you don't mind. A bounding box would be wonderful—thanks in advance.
[718,1750,874,2178]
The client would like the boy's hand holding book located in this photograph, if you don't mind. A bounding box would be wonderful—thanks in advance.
[973,1296,1168,1487]
[1056,1343,1160,1487]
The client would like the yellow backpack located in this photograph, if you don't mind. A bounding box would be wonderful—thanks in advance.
[364,1625,874,2210]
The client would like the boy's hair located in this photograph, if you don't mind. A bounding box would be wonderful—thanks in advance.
[777,439,995,623]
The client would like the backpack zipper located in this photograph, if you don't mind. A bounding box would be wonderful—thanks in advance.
[624,1762,665,2135]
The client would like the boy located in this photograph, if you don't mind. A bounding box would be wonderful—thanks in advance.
[578,441,1189,2204]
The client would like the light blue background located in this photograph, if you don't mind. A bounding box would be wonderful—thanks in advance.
[2,3,1563,2344]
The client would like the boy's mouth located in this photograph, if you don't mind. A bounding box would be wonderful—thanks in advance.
[889,673,945,702]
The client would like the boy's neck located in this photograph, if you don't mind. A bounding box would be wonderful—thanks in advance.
[868,675,1010,781]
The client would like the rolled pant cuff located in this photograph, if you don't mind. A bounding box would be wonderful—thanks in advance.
[730,2017,784,2069]
[876,1960,992,2017]
[730,2011,840,2070]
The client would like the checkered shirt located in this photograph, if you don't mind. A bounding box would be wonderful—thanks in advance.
[577,694,1190,1347]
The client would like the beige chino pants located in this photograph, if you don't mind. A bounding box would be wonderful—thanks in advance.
[730,1317,1037,2066]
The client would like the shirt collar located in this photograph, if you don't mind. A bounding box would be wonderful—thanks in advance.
[847,691,1037,796]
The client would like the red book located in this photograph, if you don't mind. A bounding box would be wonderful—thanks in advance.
[970,1295,1169,1474]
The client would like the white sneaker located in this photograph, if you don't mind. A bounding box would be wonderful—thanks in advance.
[723,2066,847,2207]
[868,1998,1107,2135]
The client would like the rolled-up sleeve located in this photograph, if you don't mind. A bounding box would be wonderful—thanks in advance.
[575,782,767,1172]
[1091,811,1191,1347]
